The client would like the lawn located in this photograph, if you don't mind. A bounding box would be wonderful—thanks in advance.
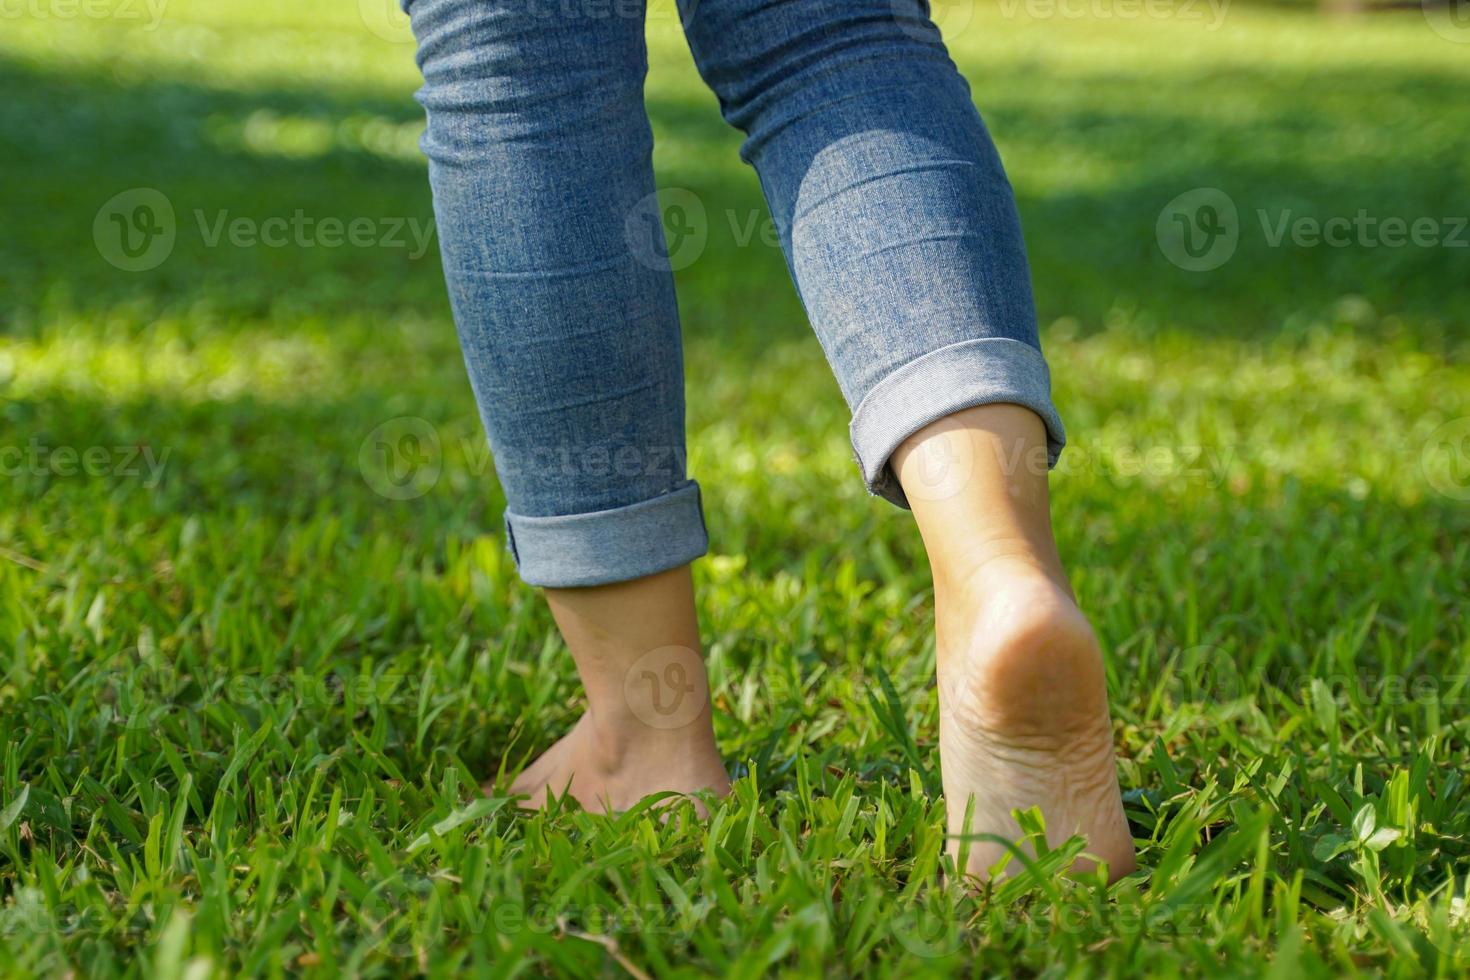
[2,0,1469,975]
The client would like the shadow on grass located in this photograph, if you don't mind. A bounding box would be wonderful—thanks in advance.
[2,50,1466,345]
[3,41,1467,583]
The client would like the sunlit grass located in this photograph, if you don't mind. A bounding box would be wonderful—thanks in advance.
[1,0,1467,975]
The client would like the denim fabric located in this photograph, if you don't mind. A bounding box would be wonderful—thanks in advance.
[406,0,1065,588]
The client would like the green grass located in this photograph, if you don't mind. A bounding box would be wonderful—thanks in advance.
[3,0,1469,975]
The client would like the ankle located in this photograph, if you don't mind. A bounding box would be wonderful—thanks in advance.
[580,699,719,768]
[569,638,712,745]
[933,535,1068,593]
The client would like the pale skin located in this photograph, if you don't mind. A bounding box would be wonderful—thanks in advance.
[505,402,1137,882]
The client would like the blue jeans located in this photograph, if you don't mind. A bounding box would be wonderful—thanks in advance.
[406,0,1065,588]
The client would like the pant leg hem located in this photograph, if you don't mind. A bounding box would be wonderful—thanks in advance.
[848,337,1067,509]
[503,480,709,588]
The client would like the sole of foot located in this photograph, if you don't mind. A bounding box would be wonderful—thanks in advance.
[497,714,731,816]
[935,557,1137,883]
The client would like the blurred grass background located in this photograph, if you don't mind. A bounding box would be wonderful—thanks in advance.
[1,0,1469,974]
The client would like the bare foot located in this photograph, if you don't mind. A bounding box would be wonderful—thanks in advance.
[491,567,730,816]
[935,556,1136,883]
[504,712,730,814]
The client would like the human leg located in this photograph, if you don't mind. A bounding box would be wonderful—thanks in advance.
[681,0,1133,876]
[407,0,727,808]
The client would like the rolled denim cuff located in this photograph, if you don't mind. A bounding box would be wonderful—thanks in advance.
[849,337,1067,509]
[502,480,709,588]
